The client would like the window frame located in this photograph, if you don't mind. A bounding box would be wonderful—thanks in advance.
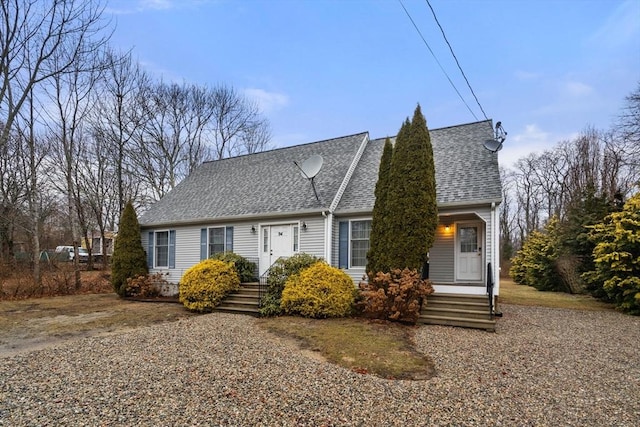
[349,218,372,268]
[207,226,233,257]
[154,230,170,269]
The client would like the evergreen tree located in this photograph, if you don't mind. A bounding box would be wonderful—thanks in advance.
[385,105,438,270]
[111,201,148,297]
[583,191,640,314]
[366,137,393,278]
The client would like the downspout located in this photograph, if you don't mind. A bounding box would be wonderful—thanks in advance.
[491,201,501,314]
[323,211,332,262]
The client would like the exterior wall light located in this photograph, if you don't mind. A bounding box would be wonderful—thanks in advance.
[251,225,256,233]
[302,221,307,230]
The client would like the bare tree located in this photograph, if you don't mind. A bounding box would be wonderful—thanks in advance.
[132,81,271,202]
[0,0,111,151]
[91,49,149,215]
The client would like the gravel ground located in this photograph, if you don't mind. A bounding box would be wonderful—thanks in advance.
[0,304,638,426]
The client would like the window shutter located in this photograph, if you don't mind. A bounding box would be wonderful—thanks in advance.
[147,231,154,268]
[200,228,207,260]
[226,227,234,252]
[169,230,176,269]
[338,221,349,269]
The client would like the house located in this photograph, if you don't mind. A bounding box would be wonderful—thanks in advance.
[138,120,502,310]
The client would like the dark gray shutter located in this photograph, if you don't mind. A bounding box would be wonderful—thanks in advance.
[200,228,207,260]
[169,230,176,269]
[226,227,234,252]
[338,221,349,269]
[147,231,154,268]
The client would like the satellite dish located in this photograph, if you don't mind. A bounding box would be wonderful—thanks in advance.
[483,121,507,153]
[299,154,323,179]
[293,155,324,202]
[483,139,504,152]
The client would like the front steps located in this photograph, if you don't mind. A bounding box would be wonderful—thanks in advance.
[419,293,496,331]
[215,282,260,316]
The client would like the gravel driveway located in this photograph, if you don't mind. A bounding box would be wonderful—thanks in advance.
[0,304,638,426]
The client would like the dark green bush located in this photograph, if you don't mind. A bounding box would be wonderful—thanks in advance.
[111,202,148,297]
[358,268,434,324]
[259,253,321,316]
[210,251,256,282]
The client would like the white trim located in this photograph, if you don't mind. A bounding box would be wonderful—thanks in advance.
[324,211,332,261]
[348,217,372,269]
[153,229,170,269]
[454,220,485,283]
[328,133,370,212]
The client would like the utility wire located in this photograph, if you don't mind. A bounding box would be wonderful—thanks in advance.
[425,0,489,121]
[397,0,478,121]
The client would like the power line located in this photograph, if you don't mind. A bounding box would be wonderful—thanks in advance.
[397,0,479,121]
[425,0,489,121]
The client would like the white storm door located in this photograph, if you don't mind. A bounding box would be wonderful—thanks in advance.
[456,223,483,282]
[259,224,294,275]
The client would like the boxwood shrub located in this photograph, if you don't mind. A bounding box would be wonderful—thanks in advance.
[259,253,321,316]
[280,261,357,318]
[179,259,240,312]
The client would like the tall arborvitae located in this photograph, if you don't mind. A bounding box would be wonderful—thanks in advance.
[385,105,438,270]
[111,201,148,297]
[366,137,394,278]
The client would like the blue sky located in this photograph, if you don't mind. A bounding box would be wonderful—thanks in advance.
[106,0,640,167]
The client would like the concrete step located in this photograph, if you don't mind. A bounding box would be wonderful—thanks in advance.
[214,305,260,316]
[423,307,493,320]
[418,314,496,332]
[420,293,496,331]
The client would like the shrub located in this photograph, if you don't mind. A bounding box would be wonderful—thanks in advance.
[280,262,357,318]
[358,268,434,324]
[125,273,166,298]
[509,217,564,292]
[583,192,640,314]
[179,259,240,312]
[111,201,148,297]
[259,253,321,316]
[210,252,256,282]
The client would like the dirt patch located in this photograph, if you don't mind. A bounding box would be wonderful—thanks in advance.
[0,293,197,357]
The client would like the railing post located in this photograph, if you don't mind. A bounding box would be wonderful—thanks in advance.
[486,263,494,319]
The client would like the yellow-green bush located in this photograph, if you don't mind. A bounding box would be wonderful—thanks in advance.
[179,259,240,312]
[280,262,357,318]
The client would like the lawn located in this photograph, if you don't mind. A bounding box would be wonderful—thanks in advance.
[498,277,614,311]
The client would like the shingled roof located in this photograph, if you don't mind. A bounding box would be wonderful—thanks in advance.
[139,120,502,227]
[336,120,502,213]
[139,133,368,227]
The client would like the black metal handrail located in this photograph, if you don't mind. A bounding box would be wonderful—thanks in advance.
[486,262,494,319]
[257,258,285,310]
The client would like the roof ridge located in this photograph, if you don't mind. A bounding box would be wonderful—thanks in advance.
[371,119,493,142]
[201,131,369,165]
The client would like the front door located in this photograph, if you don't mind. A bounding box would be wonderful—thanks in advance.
[456,222,483,282]
[259,224,295,275]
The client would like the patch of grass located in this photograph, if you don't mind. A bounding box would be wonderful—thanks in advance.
[0,293,196,343]
[256,316,435,380]
[499,278,614,311]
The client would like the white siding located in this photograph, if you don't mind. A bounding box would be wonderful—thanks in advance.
[142,221,260,286]
[298,216,325,259]
[429,223,455,283]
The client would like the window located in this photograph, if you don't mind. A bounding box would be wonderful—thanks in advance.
[206,226,233,257]
[155,231,169,268]
[263,228,268,253]
[293,225,299,252]
[350,220,371,267]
